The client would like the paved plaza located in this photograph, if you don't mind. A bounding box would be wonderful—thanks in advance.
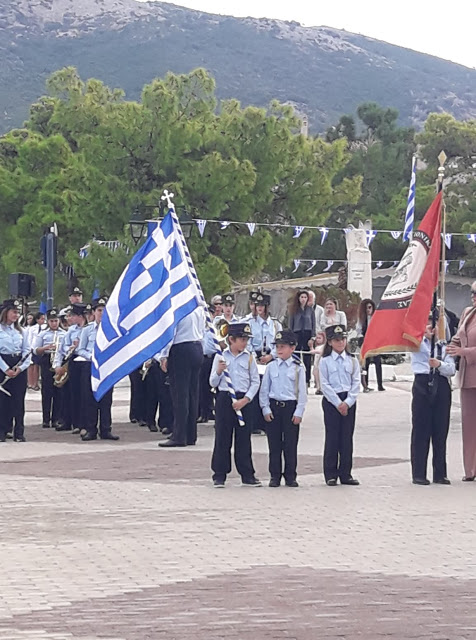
[0,376,475,639]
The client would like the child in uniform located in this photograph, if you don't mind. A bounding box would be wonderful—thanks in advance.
[209,322,261,488]
[259,329,307,487]
[319,325,360,486]
[410,315,455,485]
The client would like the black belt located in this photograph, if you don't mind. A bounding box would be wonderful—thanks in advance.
[271,399,296,408]
[218,390,246,399]
[0,352,20,357]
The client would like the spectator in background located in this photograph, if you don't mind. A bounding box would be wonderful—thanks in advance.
[356,299,385,393]
[29,312,46,391]
[318,298,347,332]
[307,290,324,329]
[288,290,316,385]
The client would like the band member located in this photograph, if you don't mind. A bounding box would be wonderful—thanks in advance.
[319,325,360,486]
[209,322,261,487]
[410,316,455,485]
[242,291,260,321]
[129,365,147,425]
[213,294,239,327]
[159,306,205,447]
[259,330,307,487]
[0,299,31,442]
[77,297,119,441]
[33,308,66,429]
[54,303,88,433]
[69,287,83,305]
[142,359,174,433]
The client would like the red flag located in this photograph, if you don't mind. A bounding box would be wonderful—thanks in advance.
[361,191,442,360]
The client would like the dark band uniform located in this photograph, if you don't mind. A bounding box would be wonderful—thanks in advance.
[0,299,31,441]
[77,297,119,441]
[53,303,88,433]
[33,309,66,428]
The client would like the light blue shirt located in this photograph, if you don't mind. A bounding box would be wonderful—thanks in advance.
[259,357,307,419]
[209,349,260,400]
[160,306,205,358]
[319,350,360,408]
[77,322,99,360]
[202,325,218,356]
[0,324,31,372]
[53,323,85,367]
[411,338,455,378]
[213,313,239,328]
[33,328,66,356]
[248,315,282,356]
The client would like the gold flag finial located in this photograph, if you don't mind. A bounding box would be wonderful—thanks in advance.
[437,150,447,187]
[438,150,447,167]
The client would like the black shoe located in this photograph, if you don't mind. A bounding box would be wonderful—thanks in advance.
[268,478,280,487]
[42,423,50,429]
[161,427,173,436]
[13,436,26,442]
[81,433,97,441]
[6,432,13,439]
[462,476,475,482]
[139,421,147,427]
[285,480,299,487]
[213,479,225,488]
[412,477,430,485]
[55,425,72,432]
[363,387,373,393]
[252,429,265,435]
[434,477,451,485]
[72,428,81,435]
[242,477,262,487]
[187,441,196,446]
[340,477,360,486]
[378,386,386,391]
[326,478,338,486]
[148,424,159,432]
[101,433,120,441]
[159,440,186,447]
[197,416,207,424]
[130,418,138,424]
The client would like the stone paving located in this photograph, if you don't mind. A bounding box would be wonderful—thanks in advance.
[0,379,474,639]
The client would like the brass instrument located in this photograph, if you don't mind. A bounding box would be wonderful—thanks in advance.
[49,331,60,369]
[53,344,75,387]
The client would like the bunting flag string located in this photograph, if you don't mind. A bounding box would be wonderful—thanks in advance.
[291,258,468,271]
[305,260,317,272]
[323,260,334,272]
[460,260,466,270]
[366,230,377,246]
[146,216,476,240]
[78,239,128,259]
[292,259,301,273]
[443,233,452,250]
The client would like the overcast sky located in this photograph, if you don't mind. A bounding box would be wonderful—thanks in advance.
[154,0,476,69]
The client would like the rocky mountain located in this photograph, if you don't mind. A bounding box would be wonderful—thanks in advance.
[1,0,476,133]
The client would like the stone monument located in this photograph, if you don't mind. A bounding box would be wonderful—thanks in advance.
[345,221,373,300]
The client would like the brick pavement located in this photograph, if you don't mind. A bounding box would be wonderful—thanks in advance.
[0,382,473,639]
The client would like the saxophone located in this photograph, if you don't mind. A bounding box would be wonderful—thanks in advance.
[53,344,76,387]
[49,331,60,370]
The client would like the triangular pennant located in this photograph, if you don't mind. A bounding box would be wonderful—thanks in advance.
[220,221,231,230]
[459,260,466,271]
[444,260,450,274]
[79,245,89,259]
[375,261,383,269]
[292,259,301,273]
[197,219,207,237]
[366,230,377,246]
[343,227,352,235]
[467,234,476,243]
[391,231,402,240]
[443,233,452,250]
[247,222,256,236]
[323,260,334,272]
[392,261,399,268]
[319,227,329,245]
[293,226,305,239]
[305,260,317,272]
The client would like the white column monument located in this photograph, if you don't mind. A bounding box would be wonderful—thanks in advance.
[344,222,373,300]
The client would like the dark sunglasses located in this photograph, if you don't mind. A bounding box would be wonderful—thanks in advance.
[471,290,476,295]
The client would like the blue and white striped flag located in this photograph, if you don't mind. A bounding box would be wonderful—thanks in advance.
[91,212,200,400]
[403,155,416,242]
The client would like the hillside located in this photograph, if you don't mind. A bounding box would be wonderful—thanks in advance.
[1,0,476,133]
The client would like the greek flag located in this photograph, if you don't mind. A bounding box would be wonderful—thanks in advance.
[92,212,200,400]
[403,155,416,242]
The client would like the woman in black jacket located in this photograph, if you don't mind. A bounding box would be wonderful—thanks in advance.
[288,290,316,385]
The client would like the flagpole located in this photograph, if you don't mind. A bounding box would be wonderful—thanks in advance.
[161,190,245,427]
[437,151,448,342]
[429,152,446,387]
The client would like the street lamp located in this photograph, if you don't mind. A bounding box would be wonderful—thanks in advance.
[129,204,194,245]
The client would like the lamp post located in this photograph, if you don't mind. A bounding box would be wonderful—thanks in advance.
[129,203,194,245]
[40,223,58,310]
